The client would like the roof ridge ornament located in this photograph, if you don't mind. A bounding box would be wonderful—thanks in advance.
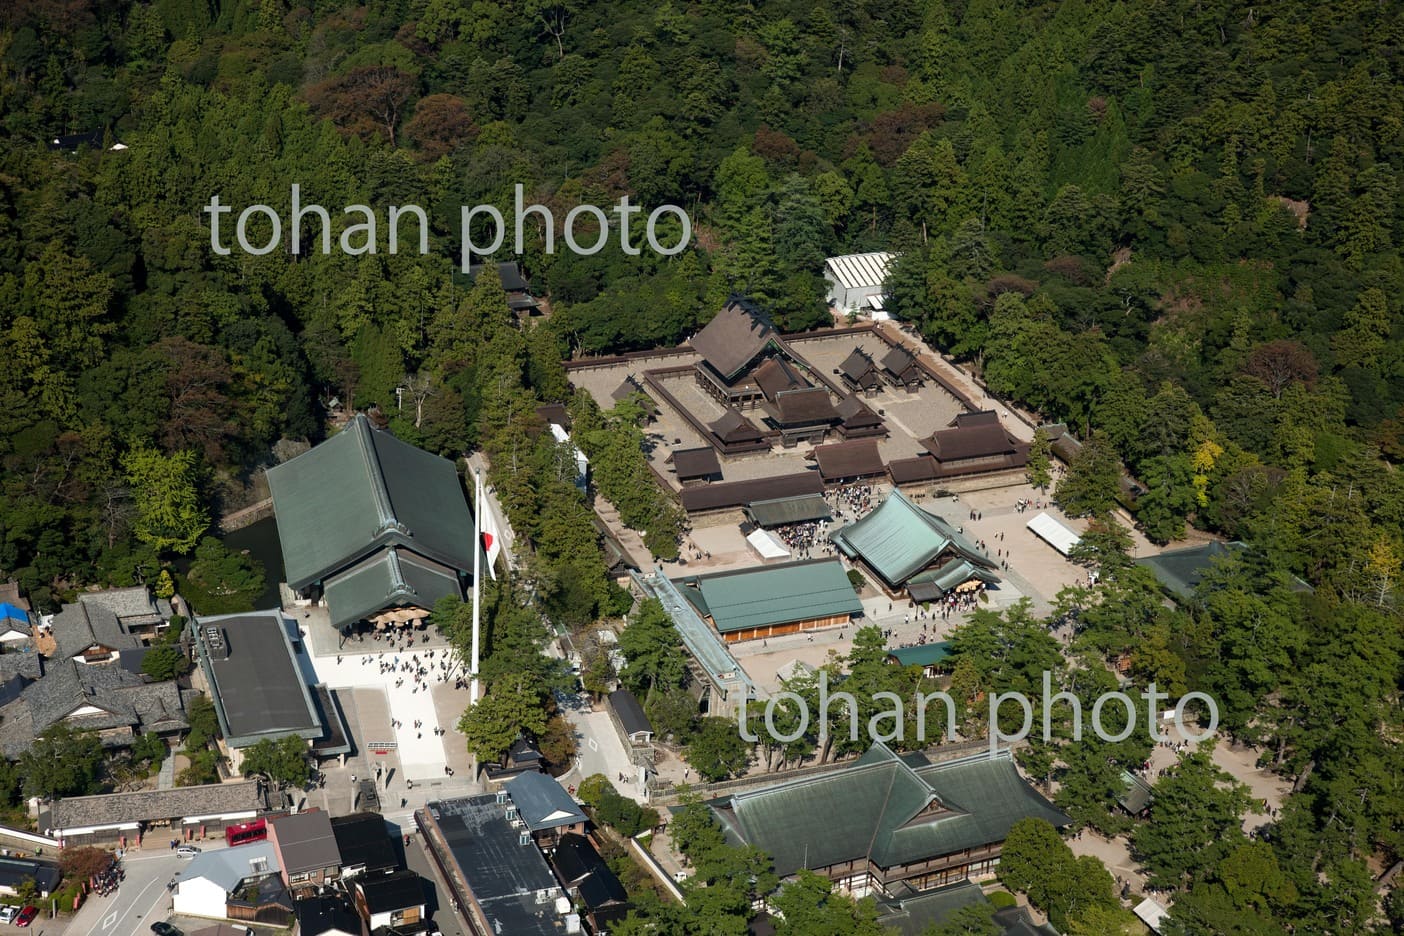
[351,414,407,536]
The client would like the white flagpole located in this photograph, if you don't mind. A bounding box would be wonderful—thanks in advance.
[471,466,483,705]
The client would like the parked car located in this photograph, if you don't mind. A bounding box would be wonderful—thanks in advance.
[175,844,201,858]
[150,923,184,936]
[0,906,18,924]
[14,906,37,927]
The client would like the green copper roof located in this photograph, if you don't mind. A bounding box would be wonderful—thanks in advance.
[322,547,462,629]
[1134,541,1243,599]
[886,642,952,668]
[907,558,1001,594]
[267,414,477,590]
[876,879,988,936]
[714,745,1067,876]
[829,490,993,587]
[675,559,863,634]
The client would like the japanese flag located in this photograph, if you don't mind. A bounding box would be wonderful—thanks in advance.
[480,506,501,580]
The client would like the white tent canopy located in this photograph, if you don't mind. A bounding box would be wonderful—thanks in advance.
[1026,511,1081,557]
[1133,898,1170,934]
[745,528,791,561]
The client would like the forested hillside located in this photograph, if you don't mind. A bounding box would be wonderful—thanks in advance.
[0,2,1401,930]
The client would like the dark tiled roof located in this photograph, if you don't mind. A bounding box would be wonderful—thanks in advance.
[331,813,397,875]
[775,388,838,425]
[469,261,530,292]
[690,301,780,381]
[551,834,628,911]
[48,781,267,832]
[535,403,569,427]
[922,423,1020,462]
[811,440,885,481]
[836,395,883,428]
[0,857,60,895]
[295,895,361,936]
[270,811,340,875]
[78,586,162,625]
[679,472,825,513]
[745,494,832,527]
[51,601,140,659]
[0,657,186,758]
[952,410,999,427]
[552,833,605,886]
[838,349,880,388]
[358,869,425,912]
[753,358,806,402]
[576,864,628,910]
[670,447,722,481]
[607,689,652,737]
[504,772,587,833]
[611,374,645,404]
[880,346,919,381]
[0,583,29,612]
[709,409,765,444]
[888,456,940,484]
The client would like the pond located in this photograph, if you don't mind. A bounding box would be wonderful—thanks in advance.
[216,516,285,611]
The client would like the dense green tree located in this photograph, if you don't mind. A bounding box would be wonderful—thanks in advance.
[617,599,689,694]
[769,870,885,936]
[141,643,191,681]
[684,717,751,782]
[180,536,266,615]
[1056,431,1122,517]
[185,695,221,749]
[239,736,311,788]
[19,724,105,799]
[458,672,551,763]
[1131,748,1254,888]
[999,818,1126,931]
[121,443,208,554]
[1026,426,1053,490]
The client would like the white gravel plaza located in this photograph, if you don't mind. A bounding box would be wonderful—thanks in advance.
[298,606,462,780]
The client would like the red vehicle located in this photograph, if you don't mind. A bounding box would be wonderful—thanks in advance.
[224,819,268,847]
[15,906,38,927]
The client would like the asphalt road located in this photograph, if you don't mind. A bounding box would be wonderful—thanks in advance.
[67,849,185,936]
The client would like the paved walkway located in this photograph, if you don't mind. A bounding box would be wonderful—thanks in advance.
[293,606,467,781]
[1067,723,1292,905]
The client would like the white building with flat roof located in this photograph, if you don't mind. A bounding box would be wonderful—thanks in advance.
[824,252,896,314]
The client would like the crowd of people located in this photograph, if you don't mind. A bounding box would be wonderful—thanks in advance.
[338,647,458,695]
[774,519,832,558]
[827,483,879,521]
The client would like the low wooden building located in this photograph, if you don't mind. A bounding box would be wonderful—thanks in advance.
[920,411,1029,477]
[711,744,1068,898]
[810,439,886,483]
[880,346,924,390]
[835,395,887,439]
[837,348,882,393]
[674,559,863,643]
